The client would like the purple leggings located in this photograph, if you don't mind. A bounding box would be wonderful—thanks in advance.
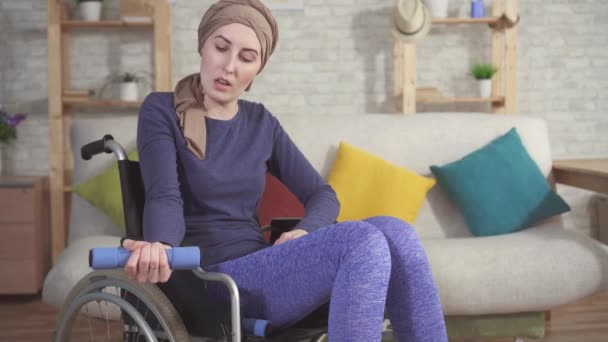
[162,216,447,341]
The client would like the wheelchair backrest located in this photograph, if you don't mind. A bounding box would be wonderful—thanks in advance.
[117,159,146,240]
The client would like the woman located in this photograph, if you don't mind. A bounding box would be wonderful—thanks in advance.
[123,0,447,340]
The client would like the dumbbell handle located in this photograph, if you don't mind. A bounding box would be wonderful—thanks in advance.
[89,247,200,270]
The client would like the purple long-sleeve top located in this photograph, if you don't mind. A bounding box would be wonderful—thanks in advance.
[137,92,340,267]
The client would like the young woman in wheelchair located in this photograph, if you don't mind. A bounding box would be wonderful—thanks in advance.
[122,0,448,340]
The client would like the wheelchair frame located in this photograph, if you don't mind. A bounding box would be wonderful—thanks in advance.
[53,135,328,342]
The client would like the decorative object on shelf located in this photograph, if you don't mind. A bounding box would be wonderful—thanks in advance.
[0,109,27,176]
[118,72,142,101]
[423,0,449,18]
[120,0,153,23]
[62,88,95,103]
[393,0,432,43]
[78,0,104,22]
[471,63,498,98]
[98,72,148,102]
[470,0,485,18]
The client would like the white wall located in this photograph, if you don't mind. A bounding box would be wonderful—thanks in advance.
[0,0,606,236]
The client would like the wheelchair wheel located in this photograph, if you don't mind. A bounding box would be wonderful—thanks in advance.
[53,270,189,342]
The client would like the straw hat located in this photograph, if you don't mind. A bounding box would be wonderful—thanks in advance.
[393,0,432,43]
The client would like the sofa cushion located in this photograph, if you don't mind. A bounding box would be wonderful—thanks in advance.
[424,220,608,315]
[430,128,570,236]
[74,149,139,233]
[328,141,435,223]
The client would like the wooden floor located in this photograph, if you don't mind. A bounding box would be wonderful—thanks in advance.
[0,291,606,341]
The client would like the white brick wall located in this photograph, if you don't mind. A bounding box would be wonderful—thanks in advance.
[1,0,606,236]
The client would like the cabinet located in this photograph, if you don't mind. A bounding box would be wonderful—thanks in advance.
[47,0,172,263]
[0,176,50,294]
[394,0,518,114]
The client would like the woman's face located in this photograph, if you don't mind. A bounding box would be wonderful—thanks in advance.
[199,23,262,107]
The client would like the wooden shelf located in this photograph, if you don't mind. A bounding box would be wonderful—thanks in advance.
[432,17,500,25]
[61,20,153,29]
[417,96,505,104]
[63,99,142,108]
[393,0,518,114]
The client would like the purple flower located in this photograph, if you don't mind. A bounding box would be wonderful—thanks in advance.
[3,113,27,128]
[0,110,28,144]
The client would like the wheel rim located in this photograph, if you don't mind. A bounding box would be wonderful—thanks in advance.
[54,271,188,342]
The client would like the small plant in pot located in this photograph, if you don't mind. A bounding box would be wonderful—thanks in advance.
[471,63,498,98]
[77,0,104,22]
[118,72,142,102]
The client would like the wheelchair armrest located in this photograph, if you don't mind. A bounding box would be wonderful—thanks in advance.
[263,217,302,244]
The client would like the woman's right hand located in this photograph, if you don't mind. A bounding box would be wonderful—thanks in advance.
[122,239,173,283]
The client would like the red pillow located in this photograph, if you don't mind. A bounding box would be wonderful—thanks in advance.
[258,172,304,227]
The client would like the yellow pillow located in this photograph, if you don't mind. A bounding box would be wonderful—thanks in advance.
[74,149,139,232]
[327,141,435,223]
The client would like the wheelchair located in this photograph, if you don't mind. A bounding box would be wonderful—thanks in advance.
[52,134,334,342]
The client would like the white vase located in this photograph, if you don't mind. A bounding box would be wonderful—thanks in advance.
[423,0,449,18]
[80,2,102,22]
[120,82,138,101]
[479,79,492,98]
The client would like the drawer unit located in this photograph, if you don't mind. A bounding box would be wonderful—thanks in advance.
[0,176,50,294]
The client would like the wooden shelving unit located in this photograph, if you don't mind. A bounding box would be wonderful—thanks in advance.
[47,0,172,263]
[394,0,518,114]
[432,17,500,24]
[61,20,153,29]
[417,96,505,105]
[62,99,143,108]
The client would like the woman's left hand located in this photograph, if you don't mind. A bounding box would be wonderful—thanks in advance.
[274,229,308,245]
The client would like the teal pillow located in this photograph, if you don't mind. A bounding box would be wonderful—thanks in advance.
[430,128,570,237]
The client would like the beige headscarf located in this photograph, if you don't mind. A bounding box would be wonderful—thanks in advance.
[174,0,278,159]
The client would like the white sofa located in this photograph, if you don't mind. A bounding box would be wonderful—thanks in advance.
[278,113,608,315]
[43,112,608,338]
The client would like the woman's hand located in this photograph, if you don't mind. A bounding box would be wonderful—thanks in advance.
[274,229,308,246]
[122,239,173,283]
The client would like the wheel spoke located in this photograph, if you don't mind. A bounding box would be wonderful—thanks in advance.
[85,303,95,341]
[55,270,187,342]
[102,299,110,341]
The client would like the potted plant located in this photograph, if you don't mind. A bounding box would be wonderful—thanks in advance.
[78,0,103,22]
[118,72,142,101]
[471,63,498,98]
[0,109,27,175]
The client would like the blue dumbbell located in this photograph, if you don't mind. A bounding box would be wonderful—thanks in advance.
[89,247,200,270]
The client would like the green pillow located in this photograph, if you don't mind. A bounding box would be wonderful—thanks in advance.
[75,149,139,232]
[430,128,570,237]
